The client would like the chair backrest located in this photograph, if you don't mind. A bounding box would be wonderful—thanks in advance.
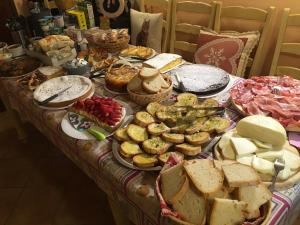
[169,0,218,54]
[214,5,275,76]
[270,8,300,80]
[140,0,172,53]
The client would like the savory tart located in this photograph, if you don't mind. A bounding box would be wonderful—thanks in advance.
[105,66,138,92]
[70,96,125,132]
[120,46,154,59]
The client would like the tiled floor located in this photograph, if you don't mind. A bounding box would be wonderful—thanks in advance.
[0,125,115,225]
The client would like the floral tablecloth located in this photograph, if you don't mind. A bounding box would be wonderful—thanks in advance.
[1,76,300,225]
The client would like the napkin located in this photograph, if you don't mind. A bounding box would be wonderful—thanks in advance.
[289,132,300,149]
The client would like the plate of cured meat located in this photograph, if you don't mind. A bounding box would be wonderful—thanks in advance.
[230,76,300,131]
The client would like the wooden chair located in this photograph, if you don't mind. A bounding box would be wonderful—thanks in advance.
[214,5,275,76]
[140,0,172,53]
[270,8,300,79]
[169,0,219,54]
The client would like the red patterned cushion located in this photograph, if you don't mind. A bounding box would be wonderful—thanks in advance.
[194,29,260,76]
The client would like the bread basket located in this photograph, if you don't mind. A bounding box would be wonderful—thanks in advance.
[90,36,130,53]
[127,75,173,106]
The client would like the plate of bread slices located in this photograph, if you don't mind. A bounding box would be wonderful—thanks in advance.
[127,67,173,106]
[214,115,300,190]
[112,93,231,170]
[157,158,272,225]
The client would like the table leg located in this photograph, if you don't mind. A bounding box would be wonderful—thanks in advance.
[107,197,134,225]
[0,96,27,141]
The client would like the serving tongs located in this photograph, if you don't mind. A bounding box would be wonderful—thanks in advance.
[89,63,125,79]
[175,72,187,93]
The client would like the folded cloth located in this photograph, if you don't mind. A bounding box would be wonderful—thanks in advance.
[289,132,300,149]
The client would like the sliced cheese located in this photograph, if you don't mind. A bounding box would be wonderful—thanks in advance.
[252,139,272,149]
[252,156,274,175]
[256,151,284,162]
[278,166,293,180]
[219,129,237,149]
[236,115,287,147]
[282,150,300,171]
[230,137,257,156]
[236,155,254,166]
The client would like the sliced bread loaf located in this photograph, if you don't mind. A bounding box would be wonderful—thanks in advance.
[222,163,261,188]
[238,183,272,219]
[161,162,186,204]
[139,67,159,79]
[209,198,247,225]
[172,180,206,225]
[184,159,224,195]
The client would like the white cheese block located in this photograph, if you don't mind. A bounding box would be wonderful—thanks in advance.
[252,156,275,175]
[252,139,272,149]
[236,155,254,166]
[236,115,287,147]
[256,151,284,162]
[282,150,300,171]
[230,137,257,156]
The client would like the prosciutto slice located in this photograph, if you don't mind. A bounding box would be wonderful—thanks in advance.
[230,75,300,129]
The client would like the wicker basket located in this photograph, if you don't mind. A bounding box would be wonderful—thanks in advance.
[127,76,173,106]
[92,36,130,53]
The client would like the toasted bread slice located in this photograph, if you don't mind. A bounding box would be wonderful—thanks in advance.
[162,133,184,144]
[222,163,261,188]
[185,132,210,145]
[142,137,171,154]
[199,98,219,107]
[175,143,202,156]
[184,159,224,195]
[176,93,198,106]
[158,151,184,165]
[209,198,246,225]
[120,141,142,158]
[147,122,170,135]
[139,67,159,79]
[171,124,190,134]
[185,118,207,135]
[127,124,148,143]
[114,127,130,142]
[146,102,163,116]
[161,162,186,204]
[172,180,206,225]
[238,183,272,219]
[200,117,230,133]
[156,109,182,122]
[134,111,155,127]
[133,153,158,168]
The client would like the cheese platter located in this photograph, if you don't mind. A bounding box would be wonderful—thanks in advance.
[214,115,300,190]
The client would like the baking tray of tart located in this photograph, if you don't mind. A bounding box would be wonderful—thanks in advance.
[112,93,231,171]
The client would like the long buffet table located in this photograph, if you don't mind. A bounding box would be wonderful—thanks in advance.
[1,75,300,225]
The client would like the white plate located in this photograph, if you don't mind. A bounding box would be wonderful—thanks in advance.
[60,100,133,140]
[112,140,162,171]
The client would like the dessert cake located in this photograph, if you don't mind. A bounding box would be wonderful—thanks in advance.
[143,53,182,73]
[70,96,125,132]
[105,66,138,92]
